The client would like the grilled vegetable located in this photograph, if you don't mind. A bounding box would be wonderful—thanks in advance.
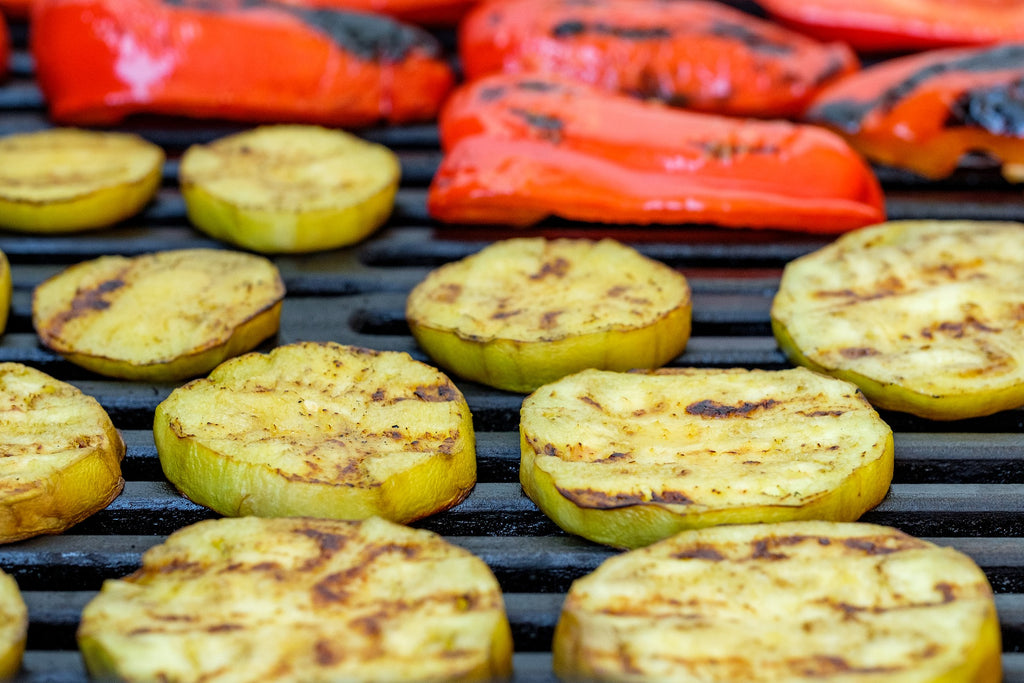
[520,367,892,549]
[275,0,479,26]
[756,0,1024,53]
[429,74,885,232]
[0,129,163,233]
[553,520,1002,682]
[406,238,692,393]
[78,516,513,682]
[0,13,8,82]
[772,220,1024,420]
[0,363,124,544]
[154,341,476,523]
[180,125,399,253]
[31,0,454,127]
[0,570,25,678]
[0,1,28,17]
[32,249,284,382]
[0,249,10,335]
[806,43,1024,181]
[459,0,857,119]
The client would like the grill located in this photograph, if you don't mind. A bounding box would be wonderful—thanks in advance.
[3,9,1024,682]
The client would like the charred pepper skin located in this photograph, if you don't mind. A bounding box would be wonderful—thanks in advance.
[755,0,1024,54]
[31,0,454,127]
[429,74,885,233]
[273,0,479,26]
[458,0,858,119]
[806,43,1024,180]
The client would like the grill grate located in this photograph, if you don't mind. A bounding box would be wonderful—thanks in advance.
[3,10,1024,681]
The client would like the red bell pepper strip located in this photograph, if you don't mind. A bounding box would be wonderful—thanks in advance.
[805,43,1024,180]
[0,1,29,18]
[755,0,1024,53]
[274,0,479,26]
[428,74,885,232]
[31,0,454,127]
[458,0,858,119]
[0,12,8,82]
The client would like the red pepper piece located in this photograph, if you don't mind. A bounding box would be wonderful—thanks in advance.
[755,0,1024,53]
[458,0,858,119]
[0,1,29,18]
[805,43,1024,180]
[31,0,454,127]
[274,0,479,26]
[429,74,885,232]
[0,13,8,82]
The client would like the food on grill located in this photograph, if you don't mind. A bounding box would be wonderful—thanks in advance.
[772,220,1024,420]
[0,13,7,82]
[0,249,9,335]
[275,0,479,26]
[0,363,125,544]
[31,0,454,127]
[553,520,1002,682]
[32,249,284,382]
[0,569,26,678]
[756,0,1024,53]
[154,341,476,522]
[458,0,858,119]
[406,238,692,393]
[180,125,399,253]
[77,516,513,682]
[0,129,163,233]
[429,75,885,231]
[806,43,1024,181]
[520,367,893,549]
[0,1,27,18]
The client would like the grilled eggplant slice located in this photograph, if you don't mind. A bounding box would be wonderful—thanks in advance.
[154,341,475,523]
[772,220,1024,420]
[0,248,10,336]
[0,569,26,678]
[0,363,124,544]
[0,128,163,233]
[32,249,284,382]
[78,516,513,682]
[180,125,400,253]
[520,367,892,549]
[406,238,691,393]
[553,520,1001,682]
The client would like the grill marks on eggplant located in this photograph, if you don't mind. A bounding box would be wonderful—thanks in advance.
[519,368,893,548]
[553,521,1000,681]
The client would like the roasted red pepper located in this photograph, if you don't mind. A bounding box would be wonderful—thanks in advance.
[458,0,858,119]
[755,0,1024,53]
[0,1,29,18]
[0,12,8,82]
[429,74,885,232]
[805,43,1024,180]
[31,0,454,127]
[275,0,479,26]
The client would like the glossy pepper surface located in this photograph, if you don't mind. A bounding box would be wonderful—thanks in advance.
[806,43,1024,180]
[428,74,885,232]
[756,0,1024,53]
[31,0,454,127]
[275,0,479,26]
[458,0,858,119]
